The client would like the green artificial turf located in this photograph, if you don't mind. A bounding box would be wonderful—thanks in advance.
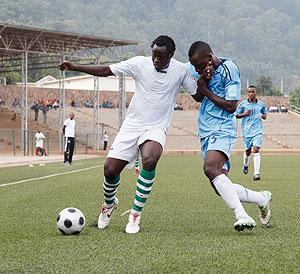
[0,155,299,273]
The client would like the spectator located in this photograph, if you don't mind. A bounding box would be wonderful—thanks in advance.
[52,100,59,110]
[31,100,40,121]
[174,103,183,111]
[0,96,5,107]
[42,105,48,124]
[71,100,78,108]
[84,99,93,108]
[103,131,108,150]
[11,113,16,121]
[12,97,21,108]
[46,99,52,109]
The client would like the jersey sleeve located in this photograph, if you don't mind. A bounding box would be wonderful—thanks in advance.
[235,101,244,115]
[109,56,142,78]
[181,68,197,95]
[261,103,268,114]
[224,62,241,101]
[185,62,200,79]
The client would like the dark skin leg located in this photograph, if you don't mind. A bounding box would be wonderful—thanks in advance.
[104,158,128,179]
[253,146,260,153]
[104,139,163,178]
[139,140,163,171]
[204,150,227,181]
[204,150,228,196]
[245,146,260,157]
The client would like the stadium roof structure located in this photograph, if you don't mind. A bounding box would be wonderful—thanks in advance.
[0,23,140,155]
[0,23,139,58]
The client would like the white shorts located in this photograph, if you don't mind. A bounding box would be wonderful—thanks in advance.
[107,127,167,167]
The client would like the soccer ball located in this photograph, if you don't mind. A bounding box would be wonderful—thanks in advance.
[56,207,85,235]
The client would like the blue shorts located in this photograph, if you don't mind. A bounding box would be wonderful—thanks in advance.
[200,131,237,160]
[243,134,263,150]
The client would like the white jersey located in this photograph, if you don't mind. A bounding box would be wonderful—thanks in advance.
[64,118,75,137]
[35,132,45,148]
[109,56,197,130]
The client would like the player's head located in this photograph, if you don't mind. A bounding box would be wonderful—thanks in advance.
[151,35,176,71]
[248,85,257,100]
[188,41,213,75]
[69,112,75,119]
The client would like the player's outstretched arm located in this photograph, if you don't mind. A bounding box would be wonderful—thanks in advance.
[59,61,113,77]
[197,78,238,113]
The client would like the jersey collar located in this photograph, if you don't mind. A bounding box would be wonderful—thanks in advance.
[247,98,258,103]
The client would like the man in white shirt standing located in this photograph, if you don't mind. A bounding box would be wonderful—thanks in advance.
[103,131,108,151]
[63,112,75,165]
[35,130,46,156]
[59,35,199,234]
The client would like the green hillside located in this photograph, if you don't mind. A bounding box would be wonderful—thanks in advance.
[1,0,300,91]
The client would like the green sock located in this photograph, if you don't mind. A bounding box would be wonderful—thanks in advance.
[132,168,155,214]
[103,175,120,207]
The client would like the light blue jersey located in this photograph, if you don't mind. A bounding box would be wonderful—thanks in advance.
[236,99,267,138]
[198,58,241,138]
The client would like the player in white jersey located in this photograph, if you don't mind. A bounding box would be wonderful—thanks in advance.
[59,35,198,234]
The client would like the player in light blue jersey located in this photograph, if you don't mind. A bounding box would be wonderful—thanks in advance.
[236,85,267,180]
[189,41,272,230]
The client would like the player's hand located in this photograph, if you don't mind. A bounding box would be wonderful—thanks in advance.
[244,110,252,116]
[261,113,267,119]
[197,78,210,96]
[59,61,76,71]
[201,61,214,81]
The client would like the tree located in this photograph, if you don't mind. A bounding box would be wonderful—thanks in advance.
[289,88,300,108]
[255,76,281,96]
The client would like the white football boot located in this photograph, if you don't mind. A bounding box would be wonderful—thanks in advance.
[125,212,141,234]
[234,215,256,231]
[98,197,119,229]
[259,191,272,226]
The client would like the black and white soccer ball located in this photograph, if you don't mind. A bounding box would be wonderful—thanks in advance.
[56,207,85,235]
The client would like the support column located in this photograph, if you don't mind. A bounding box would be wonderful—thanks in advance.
[118,74,126,129]
[21,53,25,154]
[93,76,100,150]
[24,51,28,156]
[21,52,28,155]
[59,55,65,151]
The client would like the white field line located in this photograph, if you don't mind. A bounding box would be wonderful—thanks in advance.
[0,165,103,188]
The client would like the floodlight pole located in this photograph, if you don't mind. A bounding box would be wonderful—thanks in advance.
[118,74,126,129]
[21,53,25,154]
[24,51,28,156]
[21,51,28,155]
[93,75,100,150]
[59,54,65,151]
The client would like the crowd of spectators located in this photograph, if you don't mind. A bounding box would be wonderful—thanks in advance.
[30,98,60,123]
[269,105,288,113]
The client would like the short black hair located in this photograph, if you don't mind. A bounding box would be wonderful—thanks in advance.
[151,35,176,53]
[248,85,257,89]
[188,41,212,58]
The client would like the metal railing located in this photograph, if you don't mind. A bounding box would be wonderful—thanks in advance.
[0,128,114,156]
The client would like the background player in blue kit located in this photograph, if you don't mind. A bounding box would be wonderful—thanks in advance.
[236,85,267,181]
